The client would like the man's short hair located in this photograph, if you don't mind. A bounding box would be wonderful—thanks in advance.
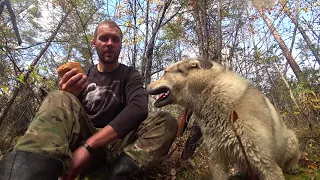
[94,20,123,40]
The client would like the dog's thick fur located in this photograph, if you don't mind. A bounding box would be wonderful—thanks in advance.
[147,58,300,180]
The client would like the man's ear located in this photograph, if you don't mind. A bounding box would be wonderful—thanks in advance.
[92,38,96,47]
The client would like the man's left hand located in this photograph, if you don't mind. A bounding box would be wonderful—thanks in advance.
[64,146,92,180]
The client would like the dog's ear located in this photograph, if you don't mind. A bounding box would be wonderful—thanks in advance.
[189,60,213,69]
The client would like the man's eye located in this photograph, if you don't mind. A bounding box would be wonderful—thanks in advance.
[100,36,109,42]
[112,37,120,43]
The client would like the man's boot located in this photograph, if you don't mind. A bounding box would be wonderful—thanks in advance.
[0,151,63,180]
[102,153,144,180]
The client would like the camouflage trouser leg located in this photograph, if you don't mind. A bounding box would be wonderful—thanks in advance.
[14,90,178,174]
[105,111,178,169]
[13,90,96,173]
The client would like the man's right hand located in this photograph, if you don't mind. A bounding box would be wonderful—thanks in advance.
[59,68,88,97]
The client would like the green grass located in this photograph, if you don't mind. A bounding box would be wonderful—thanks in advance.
[284,168,320,180]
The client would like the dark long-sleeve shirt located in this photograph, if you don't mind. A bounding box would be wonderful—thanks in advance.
[79,64,148,138]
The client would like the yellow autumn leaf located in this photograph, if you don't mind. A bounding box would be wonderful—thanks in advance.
[137,19,143,24]
[1,86,8,94]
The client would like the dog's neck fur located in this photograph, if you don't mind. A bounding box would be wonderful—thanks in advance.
[182,70,250,135]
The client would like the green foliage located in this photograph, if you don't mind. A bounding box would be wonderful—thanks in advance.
[162,20,184,41]
[15,74,25,85]
[29,6,41,18]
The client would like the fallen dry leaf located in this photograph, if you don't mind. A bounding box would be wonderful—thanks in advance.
[306,169,315,174]
[307,163,318,170]
[170,168,177,176]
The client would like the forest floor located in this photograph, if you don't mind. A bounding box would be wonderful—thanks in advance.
[1,128,319,180]
[147,149,320,180]
[1,137,319,180]
[145,136,320,180]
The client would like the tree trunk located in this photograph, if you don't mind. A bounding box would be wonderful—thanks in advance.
[202,0,209,61]
[182,0,217,161]
[0,1,6,15]
[143,0,176,85]
[216,0,222,63]
[255,7,305,82]
[141,0,150,78]
[69,0,95,64]
[282,4,320,66]
[227,18,241,70]
[1,0,22,45]
[128,0,138,68]
[192,0,207,60]
[132,0,137,68]
[181,122,203,161]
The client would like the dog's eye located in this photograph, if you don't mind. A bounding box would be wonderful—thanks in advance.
[177,68,184,73]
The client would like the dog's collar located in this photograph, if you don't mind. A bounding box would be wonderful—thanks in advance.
[230,110,239,123]
[229,110,255,178]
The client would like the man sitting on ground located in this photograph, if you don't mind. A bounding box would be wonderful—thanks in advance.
[0,19,177,180]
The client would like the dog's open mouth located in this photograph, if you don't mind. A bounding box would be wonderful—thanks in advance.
[148,86,173,107]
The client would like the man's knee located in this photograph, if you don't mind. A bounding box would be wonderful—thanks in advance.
[159,111,178,132]
[13,91,89,172]
[43,90,82,109]
[48,90,79,101]
[147,111,178,137]
[124,111,178,168]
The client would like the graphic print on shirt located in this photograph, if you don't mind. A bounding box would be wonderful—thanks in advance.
[82,81,122,119]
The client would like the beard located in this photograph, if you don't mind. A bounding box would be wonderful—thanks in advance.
[96,48,120,64]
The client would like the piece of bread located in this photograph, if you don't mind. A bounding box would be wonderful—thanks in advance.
[57,62,84,78]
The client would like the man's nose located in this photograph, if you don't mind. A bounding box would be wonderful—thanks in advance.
[106,38,113,47]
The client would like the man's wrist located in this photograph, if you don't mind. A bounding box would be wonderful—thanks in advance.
[82,141,95,154]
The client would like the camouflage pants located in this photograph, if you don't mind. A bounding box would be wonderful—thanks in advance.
[13,90,178,174]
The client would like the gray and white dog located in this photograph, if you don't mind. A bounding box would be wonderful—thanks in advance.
[147,58,300,180]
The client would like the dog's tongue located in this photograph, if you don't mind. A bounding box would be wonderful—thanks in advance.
[156,93,166,101]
